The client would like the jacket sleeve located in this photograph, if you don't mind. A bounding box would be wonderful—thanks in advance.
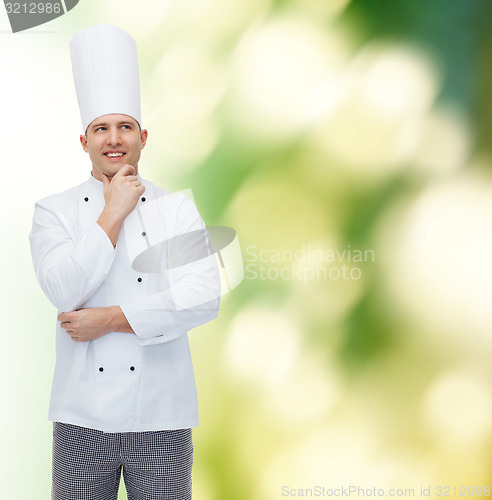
[29,197,117,312]
[119,196,221,346]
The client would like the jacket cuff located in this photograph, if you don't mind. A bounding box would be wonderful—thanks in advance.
[118,300,176,342]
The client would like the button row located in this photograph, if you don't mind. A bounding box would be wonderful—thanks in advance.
[98,366,136,372]
[83,196,146,202]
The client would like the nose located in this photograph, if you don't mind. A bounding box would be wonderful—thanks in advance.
[106,126,122,146]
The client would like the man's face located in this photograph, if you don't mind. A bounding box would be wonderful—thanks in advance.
[80,114,148,181]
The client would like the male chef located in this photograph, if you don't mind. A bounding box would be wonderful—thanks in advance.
[29,24,220,500]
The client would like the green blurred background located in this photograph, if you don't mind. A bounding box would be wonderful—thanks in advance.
[2,0,492,497]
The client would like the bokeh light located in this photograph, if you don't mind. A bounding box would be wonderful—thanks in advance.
[422,367,492,447]
[228,14,350,143]
[378,169,492,348]
[312,41,441,178]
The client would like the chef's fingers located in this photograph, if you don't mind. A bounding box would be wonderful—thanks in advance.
[58,311,74,322]
[115,174,138,183]
[115,164,136,178]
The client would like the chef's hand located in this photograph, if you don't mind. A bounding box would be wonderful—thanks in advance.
[97,165,145,247]
[58,306,134,342]
[58,308,112,342]
[101,165,145,221]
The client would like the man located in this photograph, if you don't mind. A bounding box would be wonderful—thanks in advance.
[29,25,220,500]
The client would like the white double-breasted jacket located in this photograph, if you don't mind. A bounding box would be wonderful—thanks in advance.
[29,174,220,433]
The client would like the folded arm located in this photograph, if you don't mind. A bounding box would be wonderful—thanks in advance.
[58,305,133,342]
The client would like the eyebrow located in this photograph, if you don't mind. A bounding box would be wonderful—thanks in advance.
[90,121,134,130]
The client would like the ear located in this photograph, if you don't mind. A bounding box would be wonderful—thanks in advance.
[140,129,148,150]
[80,134,89,153]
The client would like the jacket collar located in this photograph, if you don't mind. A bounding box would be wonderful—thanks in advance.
[88,172,104,193]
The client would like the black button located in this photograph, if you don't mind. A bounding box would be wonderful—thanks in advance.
[84,197,89,202]
[142,231,146,237]
[130,366,135,371]
[99,367,104,372]
[137,277,142,283]
[141,197,146,202]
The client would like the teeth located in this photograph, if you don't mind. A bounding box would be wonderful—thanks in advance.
[106,152,124,157]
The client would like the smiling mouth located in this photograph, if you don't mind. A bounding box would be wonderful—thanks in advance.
[104,152,126,158]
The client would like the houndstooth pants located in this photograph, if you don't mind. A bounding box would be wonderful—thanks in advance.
[52,422,193,500]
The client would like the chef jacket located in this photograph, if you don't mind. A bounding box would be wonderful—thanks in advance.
[29,174,220,433]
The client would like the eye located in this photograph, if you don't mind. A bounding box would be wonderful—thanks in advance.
[121,124,131,130]
[95,127,106,132]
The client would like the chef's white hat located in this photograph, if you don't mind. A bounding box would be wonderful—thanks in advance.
[70,24,141,132]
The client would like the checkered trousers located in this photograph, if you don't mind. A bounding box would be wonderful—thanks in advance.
[52,422,193,500]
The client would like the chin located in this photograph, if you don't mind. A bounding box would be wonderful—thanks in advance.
[105,166,122,176]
